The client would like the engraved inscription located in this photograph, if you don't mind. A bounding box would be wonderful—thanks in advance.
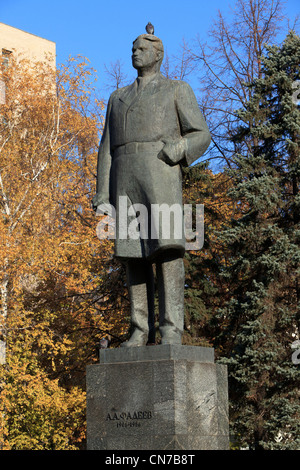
[106,410,153,428]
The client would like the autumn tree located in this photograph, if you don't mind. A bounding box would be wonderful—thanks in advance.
[181,164,243,347]
[0,54,128,449]
[161,42,196,82]
[186,0,291,169]
[104,59,130,91]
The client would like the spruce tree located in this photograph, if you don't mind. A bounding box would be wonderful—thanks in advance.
[216,32,300,450]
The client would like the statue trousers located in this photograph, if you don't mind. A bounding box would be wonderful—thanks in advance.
[124,252,185,345]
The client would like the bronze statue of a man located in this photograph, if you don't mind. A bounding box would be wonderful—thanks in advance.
[93,30,211,347]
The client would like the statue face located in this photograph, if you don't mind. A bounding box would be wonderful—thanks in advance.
[131,38,159,72]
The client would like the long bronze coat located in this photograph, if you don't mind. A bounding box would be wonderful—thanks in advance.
[94,72,211,260]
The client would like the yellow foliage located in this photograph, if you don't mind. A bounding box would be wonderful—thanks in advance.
[0,54,127,449]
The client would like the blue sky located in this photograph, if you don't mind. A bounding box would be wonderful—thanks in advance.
[1,0,299,98]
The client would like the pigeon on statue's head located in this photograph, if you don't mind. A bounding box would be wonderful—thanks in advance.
[145,22,154,35]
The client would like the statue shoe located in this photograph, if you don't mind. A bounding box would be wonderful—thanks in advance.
[120,329,148,348]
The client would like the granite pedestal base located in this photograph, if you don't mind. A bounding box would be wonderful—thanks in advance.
[86,345,229,450]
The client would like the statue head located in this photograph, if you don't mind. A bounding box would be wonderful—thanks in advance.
[132,34,164,75]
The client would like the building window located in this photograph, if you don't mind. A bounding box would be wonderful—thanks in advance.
[0,80,5,104]
[2,49,12,68]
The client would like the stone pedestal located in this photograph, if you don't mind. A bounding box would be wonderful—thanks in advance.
[86,345,229,450]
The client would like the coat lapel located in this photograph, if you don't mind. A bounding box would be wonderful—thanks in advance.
[118,73,167,109]
[118,81,138,107]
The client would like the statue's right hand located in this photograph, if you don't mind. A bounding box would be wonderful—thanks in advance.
[92,194,115,217]
[92,193,105,212]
